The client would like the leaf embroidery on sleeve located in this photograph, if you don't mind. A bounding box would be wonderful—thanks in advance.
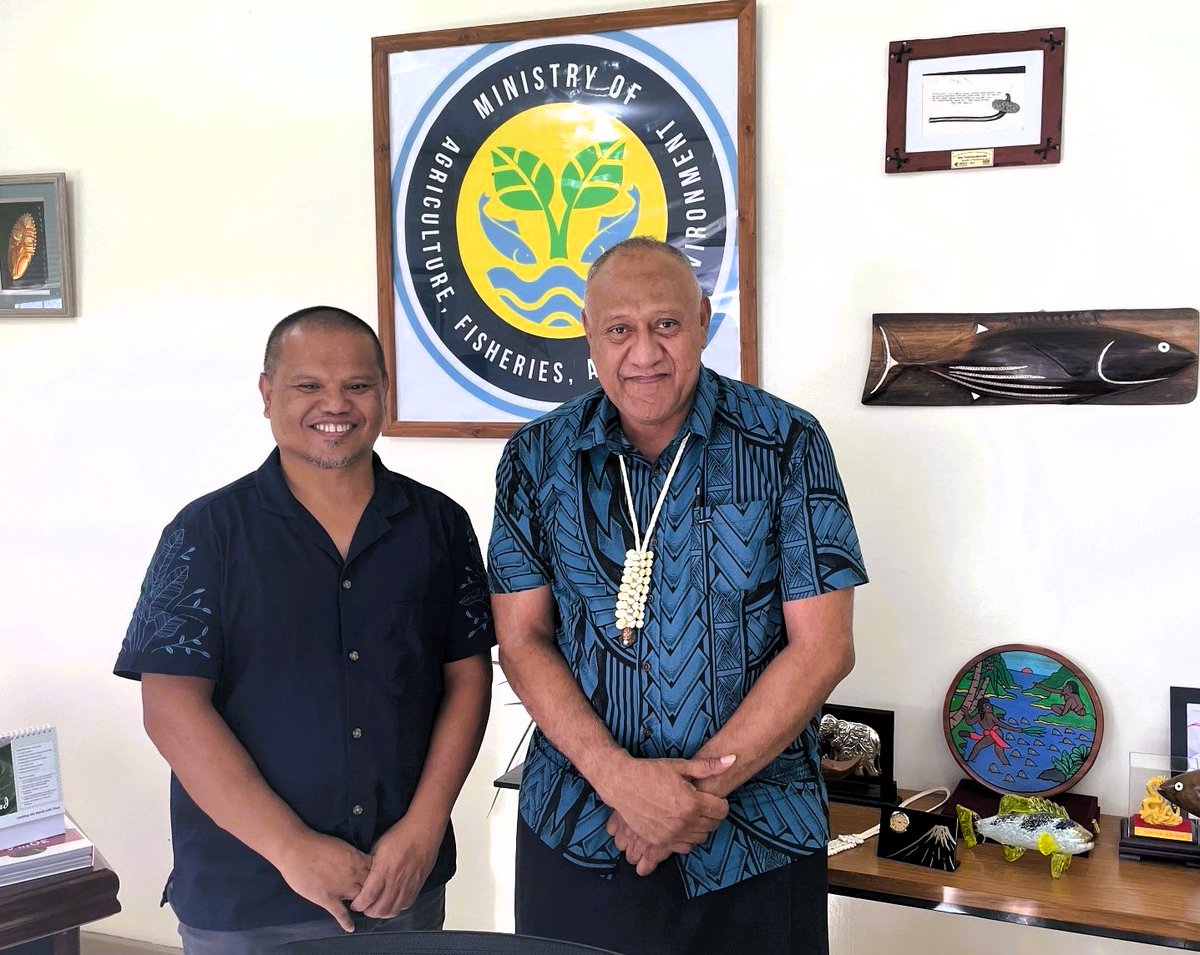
[124,526,213,658]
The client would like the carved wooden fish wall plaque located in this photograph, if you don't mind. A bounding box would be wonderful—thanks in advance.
[862,309,1198,406]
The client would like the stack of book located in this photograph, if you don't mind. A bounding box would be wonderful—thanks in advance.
[0,725,94,886]
[0,815,95,887]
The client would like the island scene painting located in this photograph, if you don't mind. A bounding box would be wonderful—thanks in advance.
[944,645,1103,797]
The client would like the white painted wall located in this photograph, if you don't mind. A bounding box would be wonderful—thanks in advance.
[1,1,1196,951]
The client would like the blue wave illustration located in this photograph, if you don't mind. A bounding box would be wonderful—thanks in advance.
[477,195,536,265]
[497,290,584,329]
[487,264,586,304]
[708,311,727,343]
[581,187,640,264]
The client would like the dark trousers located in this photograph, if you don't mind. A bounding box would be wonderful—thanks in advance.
[177,886,445,955]
[515,819,829,955]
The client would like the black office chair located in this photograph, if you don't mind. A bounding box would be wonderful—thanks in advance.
[285,930,621,954]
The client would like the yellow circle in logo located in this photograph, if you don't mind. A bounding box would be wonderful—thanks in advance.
[457,102,668,340]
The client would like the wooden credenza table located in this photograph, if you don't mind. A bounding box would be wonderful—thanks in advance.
[828,799,1200,949]
[0,851,120,953]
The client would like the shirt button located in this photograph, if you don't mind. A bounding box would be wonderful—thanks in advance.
[351,727,362,739]
[352,804,363,816]
[641,662,650,672]
[642,726,652,740]
[348,650,359,661]
[342,579,352,590]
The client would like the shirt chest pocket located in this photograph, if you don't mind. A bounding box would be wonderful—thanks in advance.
[381,601,447,680]
[692,500,778,593]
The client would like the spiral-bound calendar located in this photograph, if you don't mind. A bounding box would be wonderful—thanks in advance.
[0,725,65,850]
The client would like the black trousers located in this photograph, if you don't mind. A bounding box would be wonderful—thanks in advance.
[515,818,829,955]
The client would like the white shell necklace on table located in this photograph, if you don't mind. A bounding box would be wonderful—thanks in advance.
[614,433,690,648]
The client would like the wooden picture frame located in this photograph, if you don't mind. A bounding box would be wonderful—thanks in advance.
[0,173,74,318]
[943,643,1103,799]
[372,0,757,437]
[1170,686,1200,762]
[885,28,1066,174]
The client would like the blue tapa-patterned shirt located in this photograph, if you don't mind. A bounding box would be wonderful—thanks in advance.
[488,367,868,896]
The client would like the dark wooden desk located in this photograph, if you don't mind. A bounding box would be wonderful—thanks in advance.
[828,800,1200,950]
[0,852,120,954]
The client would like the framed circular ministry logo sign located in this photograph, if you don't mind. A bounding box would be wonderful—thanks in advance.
[372,1,756,436]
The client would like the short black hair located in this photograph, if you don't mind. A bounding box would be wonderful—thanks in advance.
[263,306,387,380]
[585,236,701,291]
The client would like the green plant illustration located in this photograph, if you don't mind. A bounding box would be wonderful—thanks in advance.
[491,140,626,260]
[1046,739,1094,782]
[946,652,1018,750]
[491,146,555,211]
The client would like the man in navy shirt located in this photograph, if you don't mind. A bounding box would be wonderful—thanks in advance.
[488,239,868,954]
[115,307,494,954]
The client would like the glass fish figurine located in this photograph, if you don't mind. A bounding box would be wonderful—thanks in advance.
[956,794,1097,878]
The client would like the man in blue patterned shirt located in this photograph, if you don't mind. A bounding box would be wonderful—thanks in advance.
[489,239,868,955]
[115,308,494,954]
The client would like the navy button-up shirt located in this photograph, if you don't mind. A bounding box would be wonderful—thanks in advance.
[115,451,494,930]
[489,368,867,896]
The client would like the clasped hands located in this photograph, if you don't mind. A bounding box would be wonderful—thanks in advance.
[277,818,439,932]
[603,753,736,876]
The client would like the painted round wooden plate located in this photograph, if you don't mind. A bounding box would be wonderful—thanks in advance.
[943,644,1104,797]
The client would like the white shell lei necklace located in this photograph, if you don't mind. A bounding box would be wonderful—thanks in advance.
[614,433,690,648]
